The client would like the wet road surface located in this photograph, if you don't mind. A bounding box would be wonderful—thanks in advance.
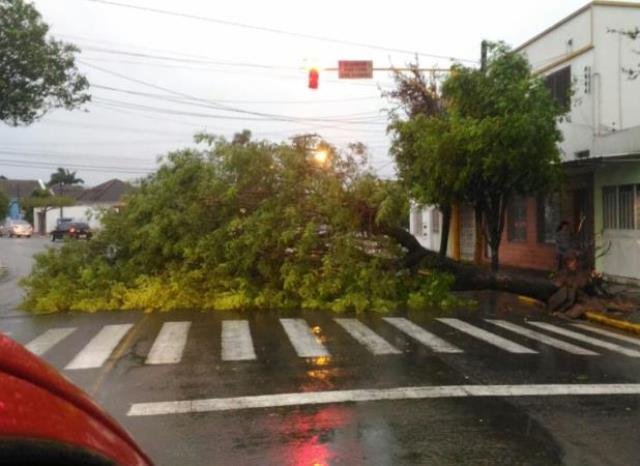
[3,299,640,466]
[0,236,54,315]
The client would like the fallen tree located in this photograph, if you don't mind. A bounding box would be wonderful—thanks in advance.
[381,224,557,301]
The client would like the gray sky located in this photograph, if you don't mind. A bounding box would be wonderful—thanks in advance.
[1,0,592,186]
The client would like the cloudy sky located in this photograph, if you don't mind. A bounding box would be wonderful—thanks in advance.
[1,0,593,186]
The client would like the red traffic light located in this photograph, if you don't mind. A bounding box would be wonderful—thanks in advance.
[308,68,319,89]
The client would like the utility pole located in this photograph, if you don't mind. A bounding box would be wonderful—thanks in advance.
[474,40,489,265]
[481,40,488,72]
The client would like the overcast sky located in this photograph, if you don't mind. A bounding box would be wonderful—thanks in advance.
[1,0,594,186]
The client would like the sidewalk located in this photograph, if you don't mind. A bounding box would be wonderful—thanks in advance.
[496,264,640,334]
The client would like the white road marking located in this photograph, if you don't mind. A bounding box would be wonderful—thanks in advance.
[222,320,256,361]
[528,322,640,357]
[571,323,640,348]
[65,324,134,370]
[280,318,329,358]
[437,318,537,354]
[334,319,401,355]
[127,383,640,416]
[25,328,77,356]
[383,317,462,353]
[486,320,598,356]
[146,322,191,365]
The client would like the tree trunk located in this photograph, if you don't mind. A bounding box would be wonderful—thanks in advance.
[439,204,452,258]
[381,225,557,302]
[473,204,483,265]
[490,243,499,272]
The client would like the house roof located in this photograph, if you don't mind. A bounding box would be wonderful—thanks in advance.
[0,179,44,199]
[515,1,640,52]
[75,179,132,204]
[50,184,87,200]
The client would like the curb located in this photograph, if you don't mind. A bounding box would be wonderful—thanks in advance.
[585,311,640,336]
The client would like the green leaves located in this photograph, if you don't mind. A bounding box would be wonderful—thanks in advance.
[0,189,9,220]
[0,0,90,126]
[21,132,457,313]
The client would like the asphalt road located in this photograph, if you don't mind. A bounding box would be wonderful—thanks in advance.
[2,241,640,466]
[0,235,54,315]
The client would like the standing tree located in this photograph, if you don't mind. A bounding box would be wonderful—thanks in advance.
[46,168,84,219]
[0,0,90,126]
[385,67,459,257]
[443,42,564,271]
[19,187,75,226]
[46,168,84,189]
[0,189,9,220]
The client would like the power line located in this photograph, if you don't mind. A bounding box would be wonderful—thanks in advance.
[92,91,385,121]
[81,45,300,70]
[79,63,389,132]
[0,157,155,175]
[92,83,381,105]
[79,0,478,63]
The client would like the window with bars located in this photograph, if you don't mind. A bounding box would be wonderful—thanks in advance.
[537,195,561,244]
[431,209,440,233]
[508,197,528,242]
[602,185,639,230]
[545,66,571,111]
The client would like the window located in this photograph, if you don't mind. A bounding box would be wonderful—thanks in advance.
[537,195,561,244]
[508,197,527,242]
[413,209,423,236]
[545,66,571,111]
[602,185,639,230]
[603,186,617,229]
[431,209,440,233]
[637,185,640,229]
[619,185,635,229]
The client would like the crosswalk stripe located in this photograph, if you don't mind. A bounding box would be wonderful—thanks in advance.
[528,322,640,358]
[383,317,463,353]
[25,328,77,356]
[571,323,640,348]
[280,318,330,358]
[334,319,401,355]
[222,320,256,361]
[486,320,598,355]
[65,324,134,370]
[146,322,191,365]
[437,318,537,354]
[128,383,640,416]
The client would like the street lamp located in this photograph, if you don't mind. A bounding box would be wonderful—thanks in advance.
[312,149,329,167]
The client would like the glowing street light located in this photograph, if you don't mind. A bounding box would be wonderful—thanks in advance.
[312,149,329,166]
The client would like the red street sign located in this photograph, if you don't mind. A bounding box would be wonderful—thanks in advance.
[338,61,373,79]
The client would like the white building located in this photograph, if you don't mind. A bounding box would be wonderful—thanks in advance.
[410,1,640,282]
[34,179,131,235]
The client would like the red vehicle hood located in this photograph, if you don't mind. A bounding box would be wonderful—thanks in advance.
[0,332,151,464]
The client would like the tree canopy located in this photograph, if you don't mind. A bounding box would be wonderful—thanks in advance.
[0,189,9,220]
[388,43,564,271]
[19,187,75,224]
[47,168,84,187]
[21,132,459,313]
[0,0,90,126]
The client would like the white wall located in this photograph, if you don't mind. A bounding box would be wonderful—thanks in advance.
[34,204,109,234]
[409,204,441,251]
[519,4,640,162]
[593,4,640,133]
[519,8,592,68]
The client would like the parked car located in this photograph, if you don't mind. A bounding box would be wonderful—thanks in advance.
[51,221,92,241]
[0,332,153,466]
[0,218,33,238]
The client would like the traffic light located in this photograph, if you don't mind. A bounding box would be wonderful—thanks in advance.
[308,68,319,89]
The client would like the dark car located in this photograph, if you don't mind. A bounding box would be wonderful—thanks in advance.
[51,222,93,242]
[0,332,153,466]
